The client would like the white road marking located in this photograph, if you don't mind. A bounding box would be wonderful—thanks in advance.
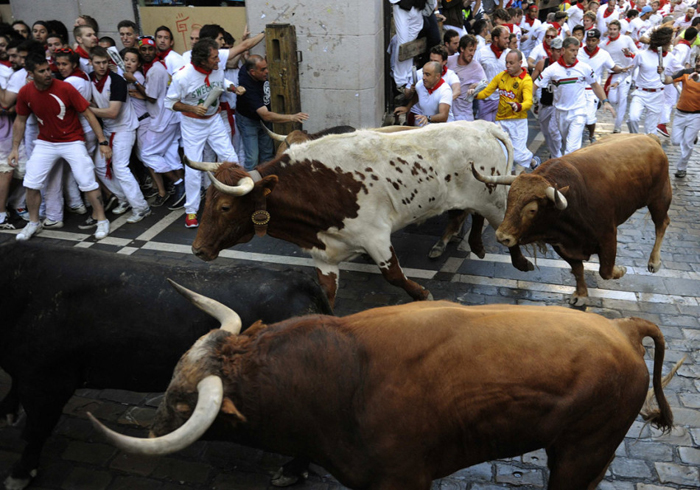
[135,209,185,242]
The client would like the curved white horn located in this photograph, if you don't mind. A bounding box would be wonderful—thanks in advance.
[470,162,517,185]
[260,121,287,142]
[545,187,568,210]
[207,172,255,197]
[168,279,242,334]
[183,155,221,172]
[88,375,224,456]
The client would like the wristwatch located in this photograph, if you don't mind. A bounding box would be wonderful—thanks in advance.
[602,99,609,103]
[99,141,109,146]
[427,115,432,123]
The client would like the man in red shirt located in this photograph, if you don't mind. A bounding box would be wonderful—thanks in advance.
[8,53,112,241]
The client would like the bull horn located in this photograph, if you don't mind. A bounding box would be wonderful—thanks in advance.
[88,375,224,456]
[168,279,243,334]
[545,187,568,210]
[260,121,287,142]
[470,162,517,185]
[183,155,221,173]
[207,172,255,197]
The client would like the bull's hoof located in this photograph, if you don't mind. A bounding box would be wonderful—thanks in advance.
[4,470,36,490]
[569,294,590,307]
[514,258,535,272]
[612,265,627,280]
[428,242,446,259]
[648,261,661,273]
[271,468,307,487]
[470,244,486,259]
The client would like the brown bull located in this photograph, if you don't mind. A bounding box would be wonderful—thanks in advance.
[473,133,672,306]
[90,282,674,490]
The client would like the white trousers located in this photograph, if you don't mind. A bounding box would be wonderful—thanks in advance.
[140,121,182,174]
[181,115,238,215]
[671,110,700,171]
[539,105,562,158]
[661,83,679,125]
[497,119,533,169]
[628,89,664,134]
[391,5,423,88]
[584,89,598,125]
[608,73,632,131]
[94,130,149,212]
[556,110,586,155]
[23,140,99,192]
[43,131,96,221]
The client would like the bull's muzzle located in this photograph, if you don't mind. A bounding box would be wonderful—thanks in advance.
[495,229,517,248]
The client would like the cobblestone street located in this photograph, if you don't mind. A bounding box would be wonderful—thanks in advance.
[1,111,699,489]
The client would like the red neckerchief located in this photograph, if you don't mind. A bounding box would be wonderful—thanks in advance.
[441,64,447,76]
[192,62,212,87]
[551,21,562,34]
[90,71,109,93]
[603,7,616,18]
[156,48,171,62]
[585,25,594,31]
[606,34,620,45]
[558,58,579,68]
[142,59,165,76]
[503,23,515,33]
[491,43,504,59]
[543,41,553,59]
[678,39,692,47]
[68,67,89,81]
[75,45,90,59]
[686,13,693,21]
[630,0,636,8]
[426,77,445,95]
[0,60,10,67]
[525,16,537,27]
[584,46,600,57]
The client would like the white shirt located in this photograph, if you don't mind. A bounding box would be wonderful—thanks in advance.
[414,79,454,122]
[528,43,549,66]
[520,18,542,53]
[602,35,638,68]
[162,50,186,76]
[618,18,631,34]
[182,48,230,72]
[91,72,138,133]
[577,47,616,85]
[165,62,232,119]
[143,61,176,132]
[649,13,664,27]
[64,73,93,135]
[630,17,651,42]
[567,4,586,32]
[596,8,620,36]
[0,65,12,89]
[411,68,460,115]
[537,60,596,114]
[633,49,682,90]
[672,42,693,68]
[127,71,148,121]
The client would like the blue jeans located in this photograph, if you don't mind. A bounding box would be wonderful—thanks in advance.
[235,113,274,170]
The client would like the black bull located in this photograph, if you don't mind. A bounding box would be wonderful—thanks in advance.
[0,241,331,488]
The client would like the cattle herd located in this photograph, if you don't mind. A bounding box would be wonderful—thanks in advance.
[0,121,681,490]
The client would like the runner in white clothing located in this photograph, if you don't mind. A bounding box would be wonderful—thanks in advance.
[577,28,627,142]
[601,20,638,132]
[394,61,454,125]
[155,26,186,75]
[535,37,615,155]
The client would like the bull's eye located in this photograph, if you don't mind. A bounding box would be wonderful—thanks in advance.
[221,206,230,212]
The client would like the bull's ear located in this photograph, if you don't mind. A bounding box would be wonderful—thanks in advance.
[221,397,247,422]
[259,175,279,197]
[558,186,570,196]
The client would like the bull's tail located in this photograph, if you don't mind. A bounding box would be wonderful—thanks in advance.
[487,123,514,176]
[621,317,674,433]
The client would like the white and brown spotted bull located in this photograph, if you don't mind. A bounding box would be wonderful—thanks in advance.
[472,133,672,306]
[90,284,675,490]
[189,120,534,306]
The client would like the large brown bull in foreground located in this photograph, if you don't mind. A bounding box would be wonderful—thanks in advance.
[90,283,674,490]
[472,133,672,306]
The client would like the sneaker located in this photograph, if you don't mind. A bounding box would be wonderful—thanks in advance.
[657,124,670,137]
[14,208,29,221]
[16,221,42,241]
[112,201,132,215]
[68,204,87,215]
[126,208,152,223]
[612,128,621,134]
[0,216,15,230]
[185,213,199,228]
[675,170,687,178]
[151,193,169,207]
[78,216,98,229]
[166,182,176,195]
[103,195,118,212]
[167,182,186,210]
[94,219,110,240]
[140,175,154,191]
[143,187,159,199]
[530,156,541,170]
[43,218,64,229]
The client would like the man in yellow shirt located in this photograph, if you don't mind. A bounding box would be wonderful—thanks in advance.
[472,50,540,173]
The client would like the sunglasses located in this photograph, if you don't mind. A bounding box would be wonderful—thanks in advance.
[54,48,74,54]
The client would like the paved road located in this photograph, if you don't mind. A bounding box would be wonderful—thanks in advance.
[1,114,699,489]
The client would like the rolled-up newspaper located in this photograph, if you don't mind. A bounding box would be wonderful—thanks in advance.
[657,47,664,82]
[465,79,489,104]
[106,47,126,73]
[202,87,224,109]
[412,66,417,88]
